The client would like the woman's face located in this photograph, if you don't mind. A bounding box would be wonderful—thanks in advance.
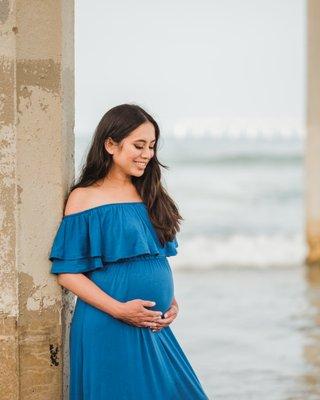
[105,121,156,177]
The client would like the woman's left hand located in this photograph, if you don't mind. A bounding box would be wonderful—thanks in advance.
[151,304,179,332]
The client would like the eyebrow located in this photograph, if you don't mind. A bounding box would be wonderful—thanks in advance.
[134,139,156,143]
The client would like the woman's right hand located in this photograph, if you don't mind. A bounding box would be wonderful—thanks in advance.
[115,299,163,328]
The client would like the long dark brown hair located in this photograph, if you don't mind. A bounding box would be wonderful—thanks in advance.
[68,103,183,245]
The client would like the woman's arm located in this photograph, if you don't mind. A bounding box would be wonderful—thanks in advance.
[57,273,123,318]
[56,273,162,328]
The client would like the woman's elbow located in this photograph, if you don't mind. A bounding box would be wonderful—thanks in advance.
[56,273,68,286]
[56,272,81,286]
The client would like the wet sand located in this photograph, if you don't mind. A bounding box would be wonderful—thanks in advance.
[170,265,320,400]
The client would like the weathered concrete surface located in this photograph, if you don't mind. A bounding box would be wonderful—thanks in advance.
[306,0,320,266]
[0,1,74,399]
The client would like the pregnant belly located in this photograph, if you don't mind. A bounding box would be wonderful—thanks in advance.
[88,255,175,314]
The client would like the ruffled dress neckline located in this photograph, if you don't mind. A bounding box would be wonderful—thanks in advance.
[49,201,178,274]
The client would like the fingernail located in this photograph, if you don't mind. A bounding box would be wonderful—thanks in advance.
[164,313,167,318]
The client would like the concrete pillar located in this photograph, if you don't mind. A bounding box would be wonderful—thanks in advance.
[306,0,320,266]
[0,1,74,399]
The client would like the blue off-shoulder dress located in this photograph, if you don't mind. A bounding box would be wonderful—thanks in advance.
[49,201,209,400]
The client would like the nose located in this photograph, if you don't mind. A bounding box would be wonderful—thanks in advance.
[140,147,152,159]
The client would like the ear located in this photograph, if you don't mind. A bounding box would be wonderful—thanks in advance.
[104,137,116,155]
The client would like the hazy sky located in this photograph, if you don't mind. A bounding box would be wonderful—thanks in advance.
[76,0,305,137]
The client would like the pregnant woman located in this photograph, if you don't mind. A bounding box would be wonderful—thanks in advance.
[49,104,209,399]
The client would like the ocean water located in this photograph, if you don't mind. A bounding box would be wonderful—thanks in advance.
[159,134,306,271]
[172,264,320,400]
[75,133,320,399]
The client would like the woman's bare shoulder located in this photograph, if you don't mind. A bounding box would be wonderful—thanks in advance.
[64,187,93,216]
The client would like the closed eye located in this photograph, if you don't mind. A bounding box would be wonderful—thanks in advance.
[134,145,155,150]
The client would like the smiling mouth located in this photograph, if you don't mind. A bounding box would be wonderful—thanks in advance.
[134,161,147,167]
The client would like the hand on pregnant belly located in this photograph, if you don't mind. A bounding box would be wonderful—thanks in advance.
[116,299,163,329]
[151,303,179,332]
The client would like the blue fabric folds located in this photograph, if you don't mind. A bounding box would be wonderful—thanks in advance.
[48,202,178,274]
